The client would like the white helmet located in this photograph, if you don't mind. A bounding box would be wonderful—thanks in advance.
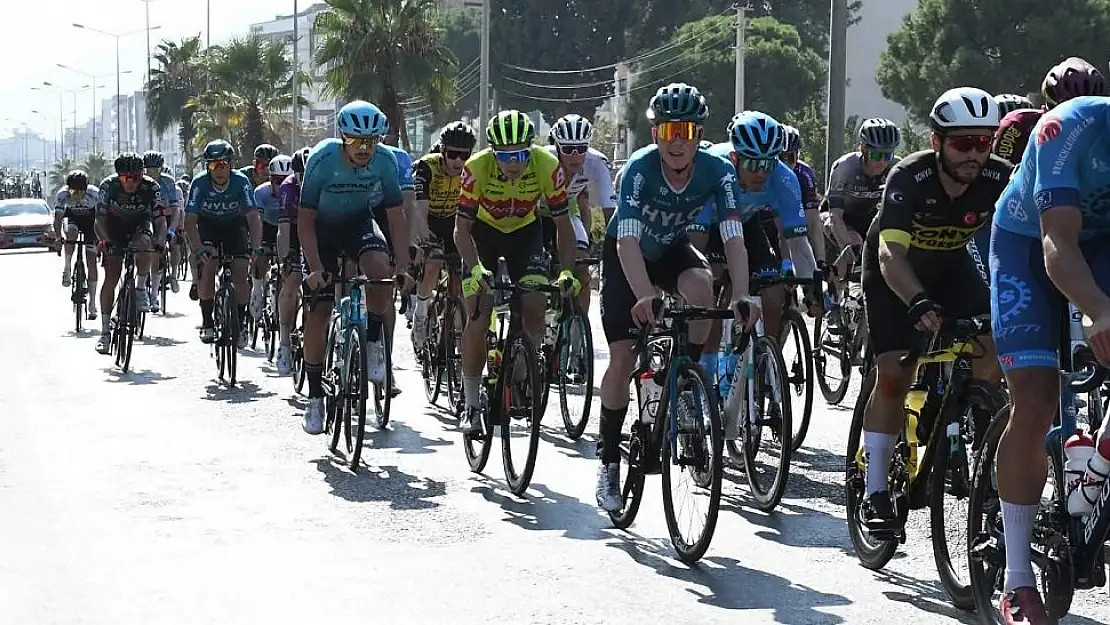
[551,114,593,144]
[929,87,1000,131]
[268,154,293,177]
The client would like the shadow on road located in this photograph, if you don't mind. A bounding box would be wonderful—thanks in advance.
[102,367,176,385]
[62,328,99,339]
[312,457,445,511]
[365,420,452,455]
[140,334,187,348]
[718,486,853,554]
[470,478,607,540]
[203,379,276,404]
[538,424,597,460]
[606,534,852,620]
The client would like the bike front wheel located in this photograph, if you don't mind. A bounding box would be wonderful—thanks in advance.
[500,333,542,495]
[780,309,814,451]
[557,310,594,440]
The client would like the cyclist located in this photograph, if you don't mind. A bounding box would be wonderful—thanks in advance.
[779,124,824,264]
[376,141,416,378]
[454,110,577,435]
[410,121,476,348]
[298,100,412,435]
[184,139,263,345]
[544,114,615,313]
[250,153,292,322]
[595,83,759,512]
[53,170,101,319]
[143,150,184,310]
[93,153,168,354]
[240,144,279,188]
[857,87,1008,535]
[989,93,1110,623]
[275,147,310,375]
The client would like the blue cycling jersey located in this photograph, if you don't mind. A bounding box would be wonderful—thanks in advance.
[605,144,743,262]
[381,145,415,191]
[185,170,257,220]
[254,182,282,226]
[154,172,182,207]
[995,95,1110,241]
[300,138,403,224]
[692,142,807,237]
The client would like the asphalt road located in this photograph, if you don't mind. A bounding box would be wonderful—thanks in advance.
[1,248,1107,624]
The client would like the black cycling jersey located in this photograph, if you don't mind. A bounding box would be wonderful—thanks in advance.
[826,152,898,235]
[863,149,1011,278]
[96,174,166,222]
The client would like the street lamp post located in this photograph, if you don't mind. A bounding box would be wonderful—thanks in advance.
[72,23,161,154]
[30,110,56,163]
[58,65,133,156]
[35,82,90,161]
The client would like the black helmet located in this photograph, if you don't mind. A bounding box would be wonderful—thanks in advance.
[253,143,279,162]
[291,146,311,174]
[439,121,477,150]
[113,152,144,175]
[142,150,164,168]
[65,170,89,191]
[647,82,710,125]
[203,139,236,162]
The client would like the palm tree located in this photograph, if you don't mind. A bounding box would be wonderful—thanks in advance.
[82,153,111,183]
[147,36,207,168]
[314,0,457,150]
[48,158,76,188]
[201,35,311,158]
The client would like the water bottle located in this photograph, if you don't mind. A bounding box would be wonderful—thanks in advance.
[638,370,661,424]
[717,318,735,399]
[1069,428,1110,516]
[904,385,927,480]
[780,258,794,276]
[1065,429,1097,516]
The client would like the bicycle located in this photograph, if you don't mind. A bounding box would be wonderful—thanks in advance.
[156,246,172,316]
[210,250,240,385]
[250,259,280,362]
[416,251,465,412]
[109,247,145,373]
[608,298,728,564]
[778,271,819,451]
[968,305,1110,623]
[65,233,92,332]
[289,295,307,394]
[548,256,599,440]
[462,259,561,496]
[310,267,395,470]
[814,245,867,405]
[845,315,1006,610]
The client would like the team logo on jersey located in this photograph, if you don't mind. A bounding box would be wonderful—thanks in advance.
[1035,113,1062,146]
[1034,190,1053,211]
[963,212,979,226]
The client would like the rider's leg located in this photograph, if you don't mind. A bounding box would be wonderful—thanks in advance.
[62,222,78,283]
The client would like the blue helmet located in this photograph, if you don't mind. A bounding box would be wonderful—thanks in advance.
[646,82,709,125]
[202,139,235,162]
[728,111,784,160]
[337,100,389,137]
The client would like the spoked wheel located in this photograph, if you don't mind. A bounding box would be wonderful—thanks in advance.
[660,360,723,563]
[500,334,542,495]
[324,318,344,454]
[371,325,393,429]
[845,369,900,569]
[727,335,793,511]
[462,397,494,474]
[930,380,1007,611]
[557,310,594,440]
[780,309,814,451]
[813,306,852,405]
[339,325,369,470]
[609,415,650,530]
[421,300,443,404]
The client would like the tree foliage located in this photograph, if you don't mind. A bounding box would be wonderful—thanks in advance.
[439,8,480,119]
[625,16,825,142]
[877,0,1110,121]
[147,36,206,167]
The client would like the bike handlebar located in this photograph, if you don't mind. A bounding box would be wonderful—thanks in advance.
[898,315,991,365]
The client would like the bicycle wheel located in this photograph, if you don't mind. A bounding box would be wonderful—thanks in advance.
[968,408,1014,624]
[557,310,594,440]
[421,298,443,404]
[444,297,465,415]
[249,309,260,350]
[930,379,1007,611]
[845,368,900,569]
[115,286,134,373]
[215,291,228,379]
[813,306,852,405]
[341,324,369,470]
[72,258,84,333]
[609,415,650,530]
[780,309,815,451]
[291,326,306,394]
[462,383,494,474]
[160,268,168,316]
[501,333,542,495]
[738,335,793,512]
[660,359,723,563]
[367,322,392,429]
[325,317,344,452]
[221,287,238,385]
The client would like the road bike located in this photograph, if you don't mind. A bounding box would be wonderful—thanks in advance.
[109,247,145,373]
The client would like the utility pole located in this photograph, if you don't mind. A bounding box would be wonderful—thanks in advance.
[144,0,153,150]
[292,0,300,150]
[825,0,848,175]
[478,0,490,150]
[734,2,746,113]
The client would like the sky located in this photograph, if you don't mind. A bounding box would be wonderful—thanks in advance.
[3,0,300,139]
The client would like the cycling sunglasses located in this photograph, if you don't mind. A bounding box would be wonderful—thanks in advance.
[946,134,992,153]
[494,148,530,164]
[206,159,231,171]
[864,149,896,162]
[119,172,142,183]
[739,157,777,173]
[558,143,589,155]
[443,148,472,161]
[342,135,381,150]
[655,121,700,142]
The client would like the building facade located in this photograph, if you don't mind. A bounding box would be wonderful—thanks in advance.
[846,0,916,123]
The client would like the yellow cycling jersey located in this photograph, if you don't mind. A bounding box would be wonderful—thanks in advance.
[412,153,461,219]
[457,147,569,233]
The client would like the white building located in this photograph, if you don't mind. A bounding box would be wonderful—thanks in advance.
[248,2,334,132]
[846,0,916,123]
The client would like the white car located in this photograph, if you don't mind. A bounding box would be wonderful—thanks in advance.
[0,198,56,250]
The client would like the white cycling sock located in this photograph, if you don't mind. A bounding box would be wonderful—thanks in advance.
[414,295,429,318]
[863,430,897,496]
[1000,501,1038,593]
[463,375,482,409]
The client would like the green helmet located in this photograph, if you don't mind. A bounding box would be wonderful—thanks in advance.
[486,110,535,148]
[646,82,709,125]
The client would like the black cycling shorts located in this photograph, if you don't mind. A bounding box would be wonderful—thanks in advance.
[470,220,547,284]
[104,215,153,259]
[198,216,249,258]
[704,216,780,276]
[863,252,988,355]
[373,209,395,261]
[262,222,278,248]
[64,214,97,246]
[427,215,458,259]
[600,235,709,344]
